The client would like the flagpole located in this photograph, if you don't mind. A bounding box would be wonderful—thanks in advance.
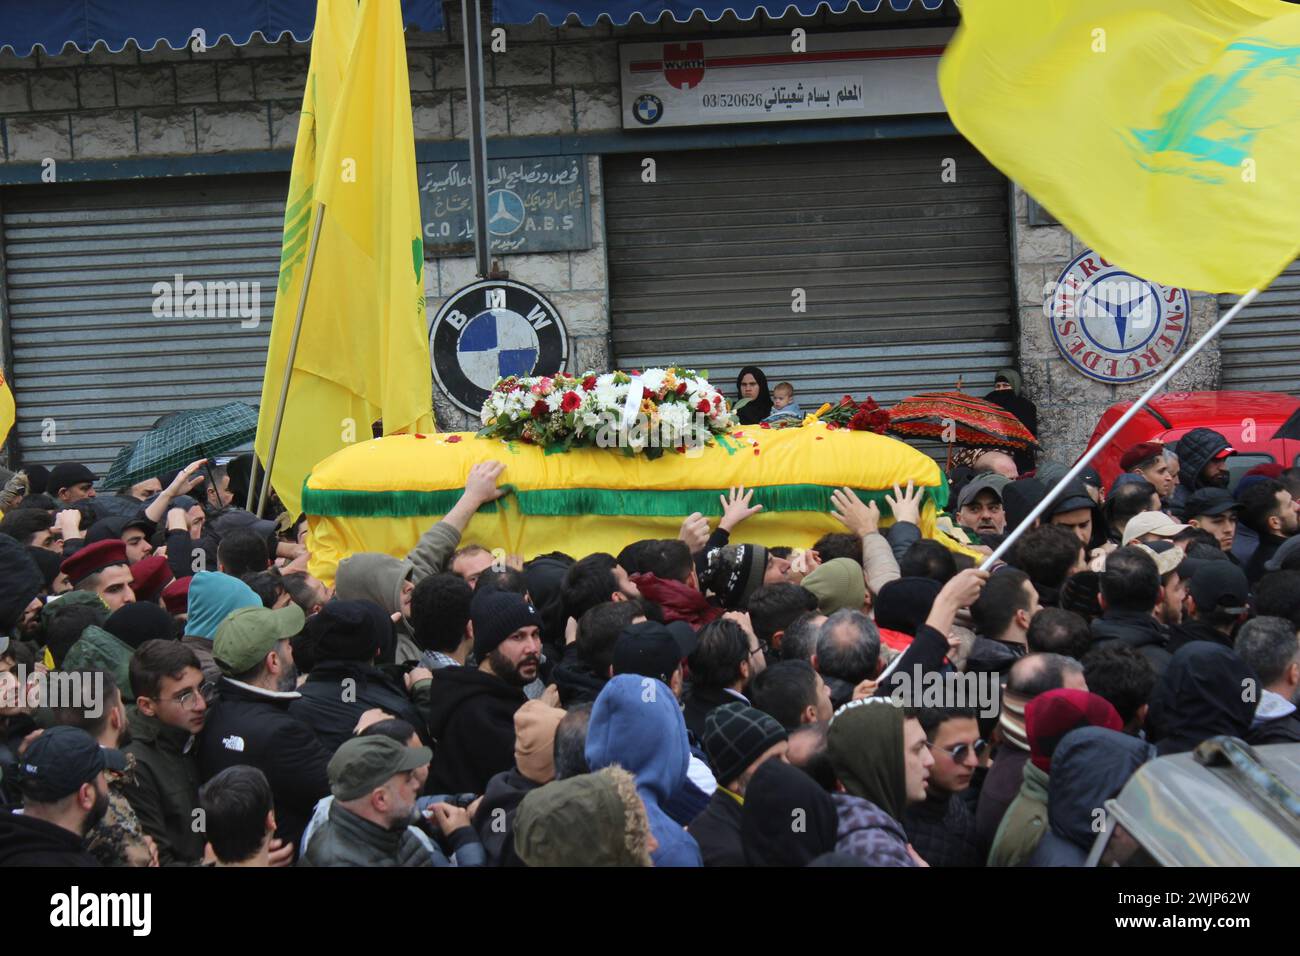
[982,287,1261,568]
[256,202,328,516]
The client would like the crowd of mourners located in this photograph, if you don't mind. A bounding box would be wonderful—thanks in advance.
[0,375,1298,867]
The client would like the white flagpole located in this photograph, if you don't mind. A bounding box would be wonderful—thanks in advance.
[983,288,1261,568]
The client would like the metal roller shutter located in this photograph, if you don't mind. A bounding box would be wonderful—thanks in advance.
[1218,261,1300,394]
[1,174,287,475]
[604,137,1016,416]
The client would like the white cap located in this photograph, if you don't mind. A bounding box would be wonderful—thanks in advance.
[1122,511,1189,546]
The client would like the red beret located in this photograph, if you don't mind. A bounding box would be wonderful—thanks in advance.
[1244,463,1285,480]
[162,576,192,616]
[1119,441,1165,471]
[60,539,129,586]
[130,555,174,604]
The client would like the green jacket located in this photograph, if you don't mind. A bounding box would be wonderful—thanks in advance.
[62,626,134,699]
[987,759,1050,867]
[121,709,204,866]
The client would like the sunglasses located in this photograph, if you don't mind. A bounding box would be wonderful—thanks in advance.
[926,739,988,762]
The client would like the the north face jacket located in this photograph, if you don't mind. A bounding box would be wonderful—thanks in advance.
[198,677,332,853]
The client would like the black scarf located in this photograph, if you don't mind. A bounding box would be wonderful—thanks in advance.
[735,366,773,425]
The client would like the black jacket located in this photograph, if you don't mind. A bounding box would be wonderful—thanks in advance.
[289,659,426,755]
[551,644,607,707]
[1170,428,1232,515]
[683,685,747,742]
[1147,642,1257,756]
[425,667,526,796]
[1166,617,1233,656]
[198,678,333,852]
[964,637,1028,679]
[121,710,205,866]
[904,787,984,868]
[1091,610,1173,676]
[0,809,100,866]
[688,788,746,867]
[473,766,542,866]
[1248,714,1300,745]
[975,747,1030,850]
[1245,534,1287,584]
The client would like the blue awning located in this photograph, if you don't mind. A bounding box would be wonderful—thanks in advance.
[494,0,947,26]
[0,0,444,57]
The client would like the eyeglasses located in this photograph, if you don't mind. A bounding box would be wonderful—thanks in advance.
[157,681,215,710]
[926,739,988,762]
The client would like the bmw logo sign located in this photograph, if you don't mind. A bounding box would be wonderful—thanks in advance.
[633,93,663,126]
[430,280,569,414]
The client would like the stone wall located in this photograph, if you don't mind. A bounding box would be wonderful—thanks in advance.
[1010,184,1221,463]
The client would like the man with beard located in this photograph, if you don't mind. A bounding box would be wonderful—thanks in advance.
[199,604,332,856]
[1170,427,1234,515]
[426,590,543,794]
[1240,479,1300,583]
[0,725,120,865]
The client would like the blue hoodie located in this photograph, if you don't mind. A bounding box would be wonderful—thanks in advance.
[586,674,702,867]
[185,571,261,640]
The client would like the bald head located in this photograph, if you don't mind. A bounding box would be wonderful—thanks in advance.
[1007,651,1087,699]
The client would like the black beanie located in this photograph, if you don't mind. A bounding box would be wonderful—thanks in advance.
[26,546,62,591]
[703,544,768,610]
[874,577,943,636]
[307,600,392,662]
[0,534,44,633]
[471,589,541,660]
[703,702,788,788]
[103,602,174,650]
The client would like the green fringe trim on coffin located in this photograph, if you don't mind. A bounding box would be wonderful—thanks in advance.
[302,481,946,519]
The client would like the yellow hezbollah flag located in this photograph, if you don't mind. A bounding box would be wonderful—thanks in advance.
[0,369,14,448]
[939,0,1300,294]
[256,0,434,517]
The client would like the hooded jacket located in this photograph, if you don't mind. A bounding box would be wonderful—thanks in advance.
[0,810,100,866]
[1147,641,1257,756]
[289,659,427,755]
[335,553,421,664]
[62,625,135,699]
[1027,728,1153,867]
[631,572,723,629]
[121,709,205,865]
[1176,428,1233,496]
[425,666,526,796]
[827,700,915,866]
[742,759,838,866]
[585,674,702,867]
[513,766,653,866]
[198,677,332,853]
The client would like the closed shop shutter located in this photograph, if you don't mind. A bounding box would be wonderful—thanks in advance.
[604,137,1016,419]
[0,174,287,475]
[1218,261,1300,394]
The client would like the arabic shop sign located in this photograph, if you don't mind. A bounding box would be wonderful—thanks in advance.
[620,28,950,130]
[417,155,592,256]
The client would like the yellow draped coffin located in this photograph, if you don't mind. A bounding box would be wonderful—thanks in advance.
[303,423,960,583]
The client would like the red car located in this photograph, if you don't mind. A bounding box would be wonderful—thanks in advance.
[1084,390,1300,492]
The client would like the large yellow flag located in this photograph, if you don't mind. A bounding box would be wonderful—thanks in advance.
[256,0,434,517]
[0,370,14,449]
[939,0,1300,294]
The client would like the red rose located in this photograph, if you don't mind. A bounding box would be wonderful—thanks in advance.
[759,421,770,429]
[713,395,722,407]
[840,395,854,406]
[643,387,654,400]
[531,400,548,418]
[697,399,711,413]
[582,375,597,392]
[561,391,582,413]
[826,422,839,430]
[675,382,687,395]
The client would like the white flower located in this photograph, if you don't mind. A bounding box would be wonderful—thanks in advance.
[638,368,666,394]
